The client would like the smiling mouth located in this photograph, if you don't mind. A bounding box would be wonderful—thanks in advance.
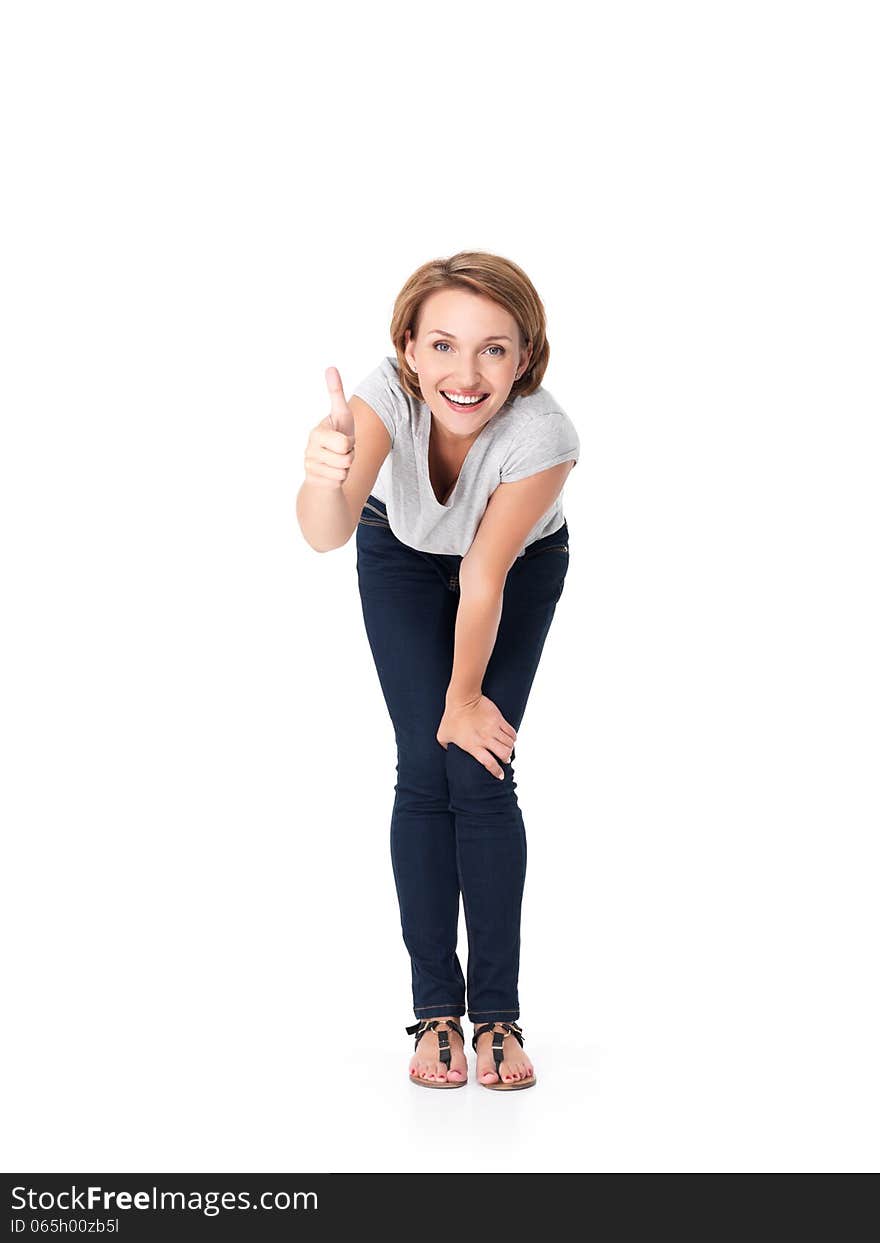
[440,390,490,410]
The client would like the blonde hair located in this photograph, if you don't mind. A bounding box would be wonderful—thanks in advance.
[389,250,550,402]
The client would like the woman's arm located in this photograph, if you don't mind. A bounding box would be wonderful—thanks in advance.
[447,460,574,701]
[446,586,506,706]
[437,462,574,775]
[297,392,391,551]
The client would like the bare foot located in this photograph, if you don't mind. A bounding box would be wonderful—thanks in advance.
[473,1022,535,1086]
[409,1018,467,1084]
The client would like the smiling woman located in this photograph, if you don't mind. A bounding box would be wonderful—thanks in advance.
[350,268,579,548]
[297,250,580,1090]
[351,350,578,532]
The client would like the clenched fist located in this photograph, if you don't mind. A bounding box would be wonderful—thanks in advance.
[303,366,356,489]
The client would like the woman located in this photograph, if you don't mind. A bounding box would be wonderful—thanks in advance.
[297,251,579,1091]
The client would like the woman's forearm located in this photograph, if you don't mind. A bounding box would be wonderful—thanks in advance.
[446,583,505,704]
[296,480,355,551]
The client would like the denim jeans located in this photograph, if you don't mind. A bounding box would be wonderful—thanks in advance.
[355,494,570,1024]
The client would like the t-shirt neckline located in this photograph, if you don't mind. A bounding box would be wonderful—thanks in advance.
[419,402,502,510]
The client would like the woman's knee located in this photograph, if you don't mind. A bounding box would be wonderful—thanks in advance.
[395,736,450,800]
[444,741,513,802]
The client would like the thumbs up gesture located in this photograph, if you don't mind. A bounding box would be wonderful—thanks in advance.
[303,367,356,489]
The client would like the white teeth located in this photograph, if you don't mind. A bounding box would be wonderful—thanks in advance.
[442,391,487,405]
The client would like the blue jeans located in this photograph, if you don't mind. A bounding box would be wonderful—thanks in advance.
[355,494,570,1024]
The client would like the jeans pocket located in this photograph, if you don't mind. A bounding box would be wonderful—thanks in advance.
[528,542,568,556]
[522,534,569,559]
[359,499,390,527]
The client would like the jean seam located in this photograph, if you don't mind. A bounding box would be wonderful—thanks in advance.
[522,544,569,560]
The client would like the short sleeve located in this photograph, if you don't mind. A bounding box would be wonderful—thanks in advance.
[350,358,401,447]
[499,410,580,483]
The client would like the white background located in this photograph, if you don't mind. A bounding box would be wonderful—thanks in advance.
[2,1,878,1173]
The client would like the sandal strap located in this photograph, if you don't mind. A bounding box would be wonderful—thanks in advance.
[405,1018,464,1067]
[471,1020,525,1063]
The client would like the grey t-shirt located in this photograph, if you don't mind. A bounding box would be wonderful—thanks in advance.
[351,356,579,557]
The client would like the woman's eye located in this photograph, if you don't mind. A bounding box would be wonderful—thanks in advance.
[432,341,505,356]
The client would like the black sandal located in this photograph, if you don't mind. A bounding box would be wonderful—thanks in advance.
[405,1018,468,1089]
[472,1020,537,1090]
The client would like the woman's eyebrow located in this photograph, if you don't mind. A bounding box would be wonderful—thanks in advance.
[426,329,513,342]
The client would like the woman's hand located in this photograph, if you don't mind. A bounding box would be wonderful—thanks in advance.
[437,694,517,780]
[303,366,356,489]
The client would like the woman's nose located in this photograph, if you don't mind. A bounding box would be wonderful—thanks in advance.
[452,362,482,387]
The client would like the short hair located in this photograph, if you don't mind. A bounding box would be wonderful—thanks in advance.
[389,250,550,403]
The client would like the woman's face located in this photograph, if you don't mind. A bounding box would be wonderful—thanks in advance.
[404,288,531,441]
